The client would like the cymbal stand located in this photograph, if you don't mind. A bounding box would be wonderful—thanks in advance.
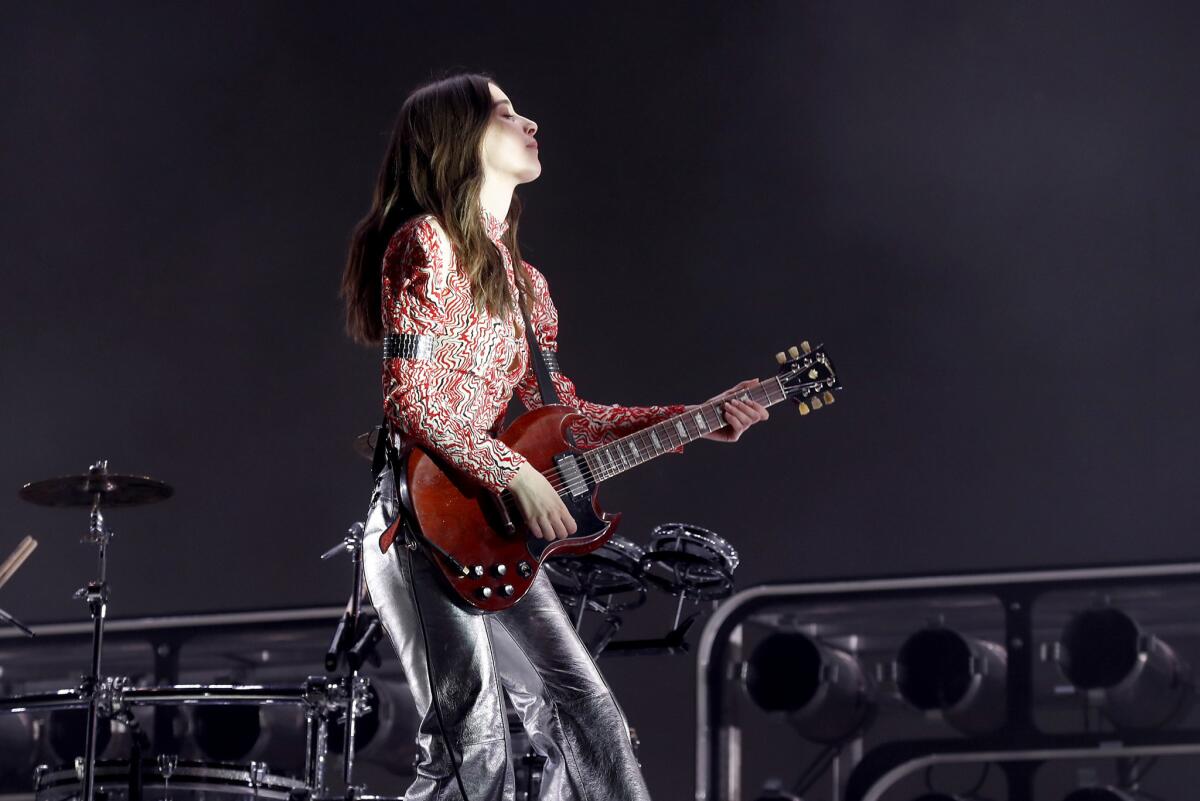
[320,522,380,796]
[76,482,114,801]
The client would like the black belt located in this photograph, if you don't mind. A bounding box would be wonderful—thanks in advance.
[383,332,560,373]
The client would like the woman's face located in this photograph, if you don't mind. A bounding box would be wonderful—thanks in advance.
[480,82,540,184]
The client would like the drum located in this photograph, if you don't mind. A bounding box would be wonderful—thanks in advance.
[124,684,311,775]
[641,522,739,600]
[543,536,648,612]
[33,759,307,801]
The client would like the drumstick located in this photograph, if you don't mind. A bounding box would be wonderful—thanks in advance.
[0,536,38,591]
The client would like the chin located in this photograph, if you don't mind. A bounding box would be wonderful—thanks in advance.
[517,163,542,183]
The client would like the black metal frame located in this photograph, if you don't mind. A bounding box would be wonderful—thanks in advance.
[694,559,1200,801]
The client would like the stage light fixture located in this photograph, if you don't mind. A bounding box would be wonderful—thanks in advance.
[742,631,876,744]
[1058,606,1194,729]
[896,626,1007,735]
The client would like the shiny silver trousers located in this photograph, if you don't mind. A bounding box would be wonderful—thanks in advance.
[362,460,652,801]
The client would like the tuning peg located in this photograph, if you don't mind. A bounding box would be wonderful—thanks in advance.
[776,351,787,365]
[798,402,811,416]
[787,345,800,359]
[800,341,812,354]
[822,390,836,405]
[810,395,824,410]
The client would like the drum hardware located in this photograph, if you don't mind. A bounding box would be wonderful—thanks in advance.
[125,679,366,790]
[158,754,177,799]
[543,535,650,637]
[318,521,382,796]
[18,461,174,801]
[641,521,739,626]
[302,674,373,795]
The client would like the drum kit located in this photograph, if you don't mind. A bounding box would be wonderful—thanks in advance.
[1,461,384,801]
[1,449,742,801]
[542,522,741,658]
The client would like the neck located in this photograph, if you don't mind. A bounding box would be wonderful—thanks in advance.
[581,378,790,485]
[479,176,515,223]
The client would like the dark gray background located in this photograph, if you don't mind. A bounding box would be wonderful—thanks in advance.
[3,1,1199,796]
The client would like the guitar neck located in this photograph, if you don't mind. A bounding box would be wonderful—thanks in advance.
[581,376,789,484]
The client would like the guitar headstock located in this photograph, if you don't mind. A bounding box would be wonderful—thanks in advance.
[775,341,840,416]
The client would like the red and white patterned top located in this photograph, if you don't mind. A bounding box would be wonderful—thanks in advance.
[382,209,687,493]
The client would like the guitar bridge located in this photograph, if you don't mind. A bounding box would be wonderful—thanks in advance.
[553,452,591,499]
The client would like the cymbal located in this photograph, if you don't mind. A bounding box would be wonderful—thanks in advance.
[353,429,379,461]
[19,469,173,508]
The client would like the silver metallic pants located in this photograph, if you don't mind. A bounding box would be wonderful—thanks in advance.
[362,460,652,801]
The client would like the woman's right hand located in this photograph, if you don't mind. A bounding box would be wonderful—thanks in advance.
[507,461,577,541]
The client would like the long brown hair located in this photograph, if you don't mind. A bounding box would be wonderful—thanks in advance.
[342,71,535,345]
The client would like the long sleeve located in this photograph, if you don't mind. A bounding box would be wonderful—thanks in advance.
[382,217,528,493]
[513,262,688,451]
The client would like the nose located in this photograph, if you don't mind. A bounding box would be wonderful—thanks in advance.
[525,118,537,137]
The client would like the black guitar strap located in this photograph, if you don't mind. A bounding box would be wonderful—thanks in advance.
[519,301,579,451]
[519,301,559,405]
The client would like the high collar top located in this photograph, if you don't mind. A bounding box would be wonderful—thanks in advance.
[481,207,510,243]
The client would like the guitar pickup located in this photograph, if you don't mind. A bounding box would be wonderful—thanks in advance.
[553,452,591,499]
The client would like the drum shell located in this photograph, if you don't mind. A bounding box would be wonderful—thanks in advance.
[38,707,146,763]
[179,703,307,775]
[0,712,37,782]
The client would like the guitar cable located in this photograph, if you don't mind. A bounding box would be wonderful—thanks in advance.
[378,423,475,801]
[405,535,475,801]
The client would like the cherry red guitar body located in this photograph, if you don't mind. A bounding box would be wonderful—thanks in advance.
[379,405,621,613]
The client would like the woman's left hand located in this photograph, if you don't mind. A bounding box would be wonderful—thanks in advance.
[686,378,770,443]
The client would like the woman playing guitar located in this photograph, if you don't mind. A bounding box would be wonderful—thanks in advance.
[341,71,768,801]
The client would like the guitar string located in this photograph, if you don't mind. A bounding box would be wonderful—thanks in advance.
[525,379,791,496]
[524,386,764,495]
[484,375,817,539]
[513,378,794,497]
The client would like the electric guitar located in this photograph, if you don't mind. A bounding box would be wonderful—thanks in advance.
[380,342,839,612]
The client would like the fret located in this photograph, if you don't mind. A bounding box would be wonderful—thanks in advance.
[578,377,797,486]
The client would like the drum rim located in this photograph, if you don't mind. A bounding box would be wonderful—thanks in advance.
[35,759,306,791]
[648,522,739,571]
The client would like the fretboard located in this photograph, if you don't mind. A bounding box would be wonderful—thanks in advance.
[581,377,788,484]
